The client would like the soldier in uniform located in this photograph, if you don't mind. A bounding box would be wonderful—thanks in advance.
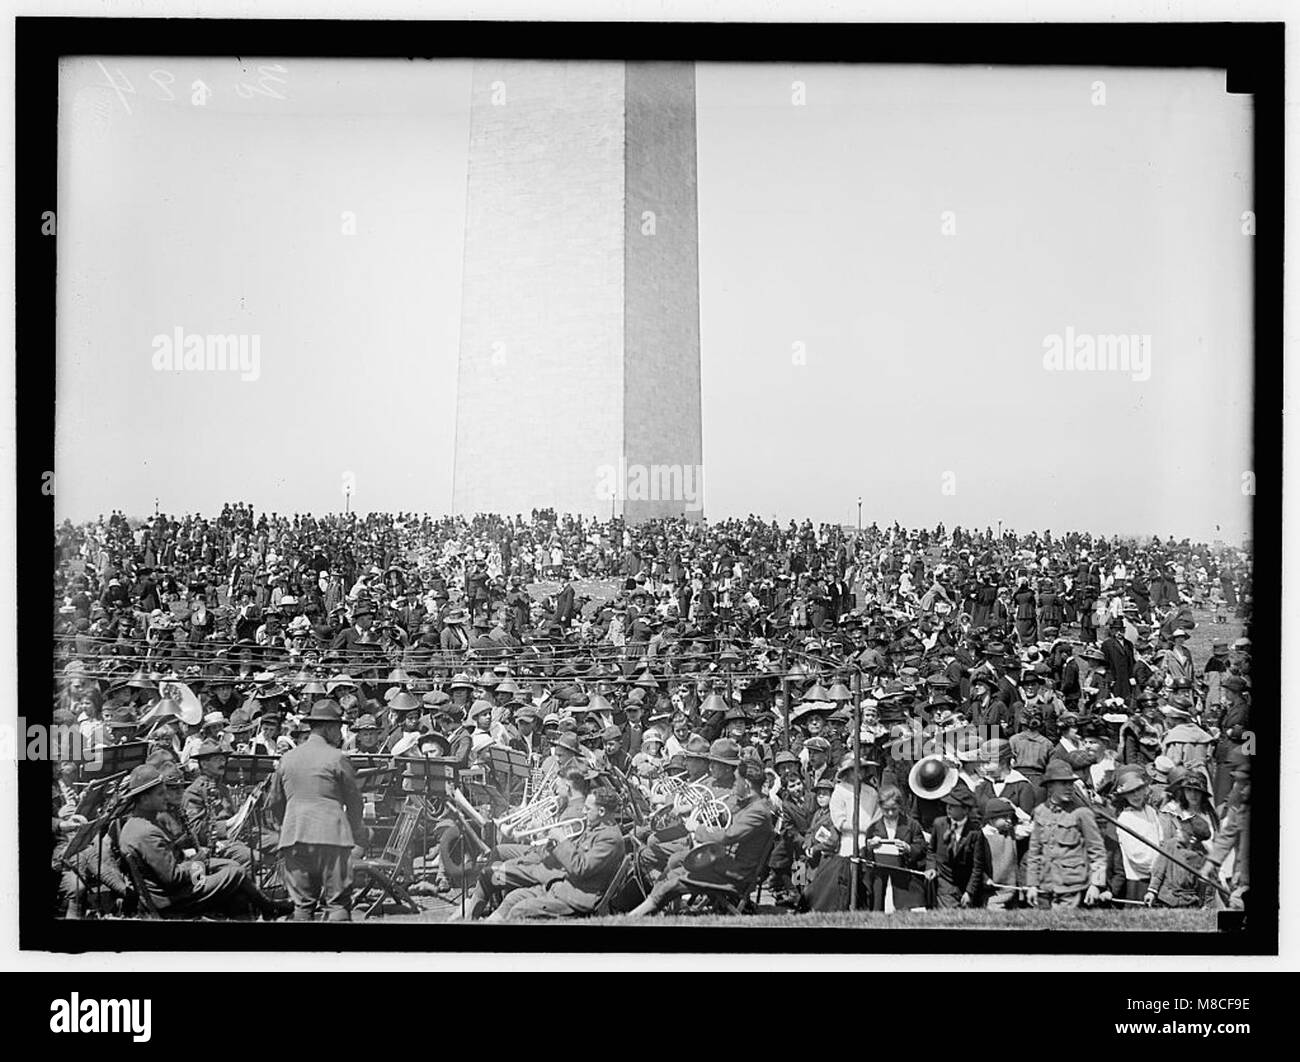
[489,786,626,920]
[118,764,281,919]
[1024,759,1108,908]
[182,740,252,869]
[627,758,774,917]
[265,700,368,921]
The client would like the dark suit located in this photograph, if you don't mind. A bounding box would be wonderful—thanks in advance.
[928,815,985,906]
[1100,634,1137,706]
[554,585,576,628]
[864,816,928,910]
[266,733,365,921]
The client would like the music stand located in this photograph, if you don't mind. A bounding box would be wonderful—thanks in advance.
[223,755,278,887]
[485,746,531,804]
[75,771,126,819]
[395,758,459,895]
[223,754,278,788]
[79,741,149,781]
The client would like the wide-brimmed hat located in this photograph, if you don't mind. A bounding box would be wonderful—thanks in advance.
[122,764,167,802]
[684,735,710,759]
[1041,759,1077,784]
[908,755,958,801]
[707,738,741,766]
[304,700,344,723]
[553,732,582,754]
[389,691,421,712]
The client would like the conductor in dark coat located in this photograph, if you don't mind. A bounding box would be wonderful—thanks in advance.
[266,699,368,921]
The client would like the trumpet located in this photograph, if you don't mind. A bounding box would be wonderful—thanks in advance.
[510,816,586,844]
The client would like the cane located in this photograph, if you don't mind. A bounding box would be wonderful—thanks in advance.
[1090,804,1232,902]
[987,882,1147,906]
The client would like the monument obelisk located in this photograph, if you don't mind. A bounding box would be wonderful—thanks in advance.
[452,61,703,522]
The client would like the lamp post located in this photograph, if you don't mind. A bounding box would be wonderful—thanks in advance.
[857,497,862,534]
[345,485,351,515]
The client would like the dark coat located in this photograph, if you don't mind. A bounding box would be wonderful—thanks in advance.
[864,815,928,910]
[928,815,984,898]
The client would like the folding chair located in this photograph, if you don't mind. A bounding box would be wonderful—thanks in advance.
[592,837,642,918]
[678,830,777,916]
[352,798,424,918]
[120,850,166,920]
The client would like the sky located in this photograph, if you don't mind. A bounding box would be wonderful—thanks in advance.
[55,58,1254,541]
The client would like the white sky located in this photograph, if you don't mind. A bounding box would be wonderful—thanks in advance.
[55,58,1254,540]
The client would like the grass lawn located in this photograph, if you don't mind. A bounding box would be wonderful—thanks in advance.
[367,896,1220,931]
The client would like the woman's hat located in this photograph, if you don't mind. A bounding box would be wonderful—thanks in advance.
[908,755,958,801]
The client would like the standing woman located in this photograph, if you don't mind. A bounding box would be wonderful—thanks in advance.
[864,785,927,911]
[803,755,880,911]
[1112,769,1165,902]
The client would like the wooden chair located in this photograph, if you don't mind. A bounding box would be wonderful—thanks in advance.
[352,798,424,918]
[678,830,777,915]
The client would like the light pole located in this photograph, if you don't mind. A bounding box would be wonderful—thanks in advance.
[857,497,862,534]
[345,486,351,515]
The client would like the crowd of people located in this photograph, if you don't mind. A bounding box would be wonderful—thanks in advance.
[50,504,1254,921]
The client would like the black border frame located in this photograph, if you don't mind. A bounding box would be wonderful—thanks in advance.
[16,17,1282,955]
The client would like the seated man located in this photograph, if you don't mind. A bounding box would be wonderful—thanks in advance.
[486,786,626,921]
[627,758,774,917]
[182,741,252,870]
[457,768,591,920]
[117,764,282,920]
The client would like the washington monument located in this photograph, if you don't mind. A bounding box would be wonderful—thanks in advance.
[452,61,703,522]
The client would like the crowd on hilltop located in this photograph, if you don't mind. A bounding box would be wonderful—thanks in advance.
[51,505,1253,918]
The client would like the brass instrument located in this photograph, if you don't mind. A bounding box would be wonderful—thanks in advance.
[495,793,561,837]
[510,816,586,843]
[649,775,731,832]
[521,759,559,807]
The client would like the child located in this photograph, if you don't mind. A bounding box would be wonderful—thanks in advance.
[976,797,1021,909]
[1145,818,1213,908]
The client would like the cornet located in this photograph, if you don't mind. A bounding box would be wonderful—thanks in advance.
[510,816,586,844]
[495,793,561,836]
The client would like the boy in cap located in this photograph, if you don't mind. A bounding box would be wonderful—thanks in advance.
[975,797,1021,909]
